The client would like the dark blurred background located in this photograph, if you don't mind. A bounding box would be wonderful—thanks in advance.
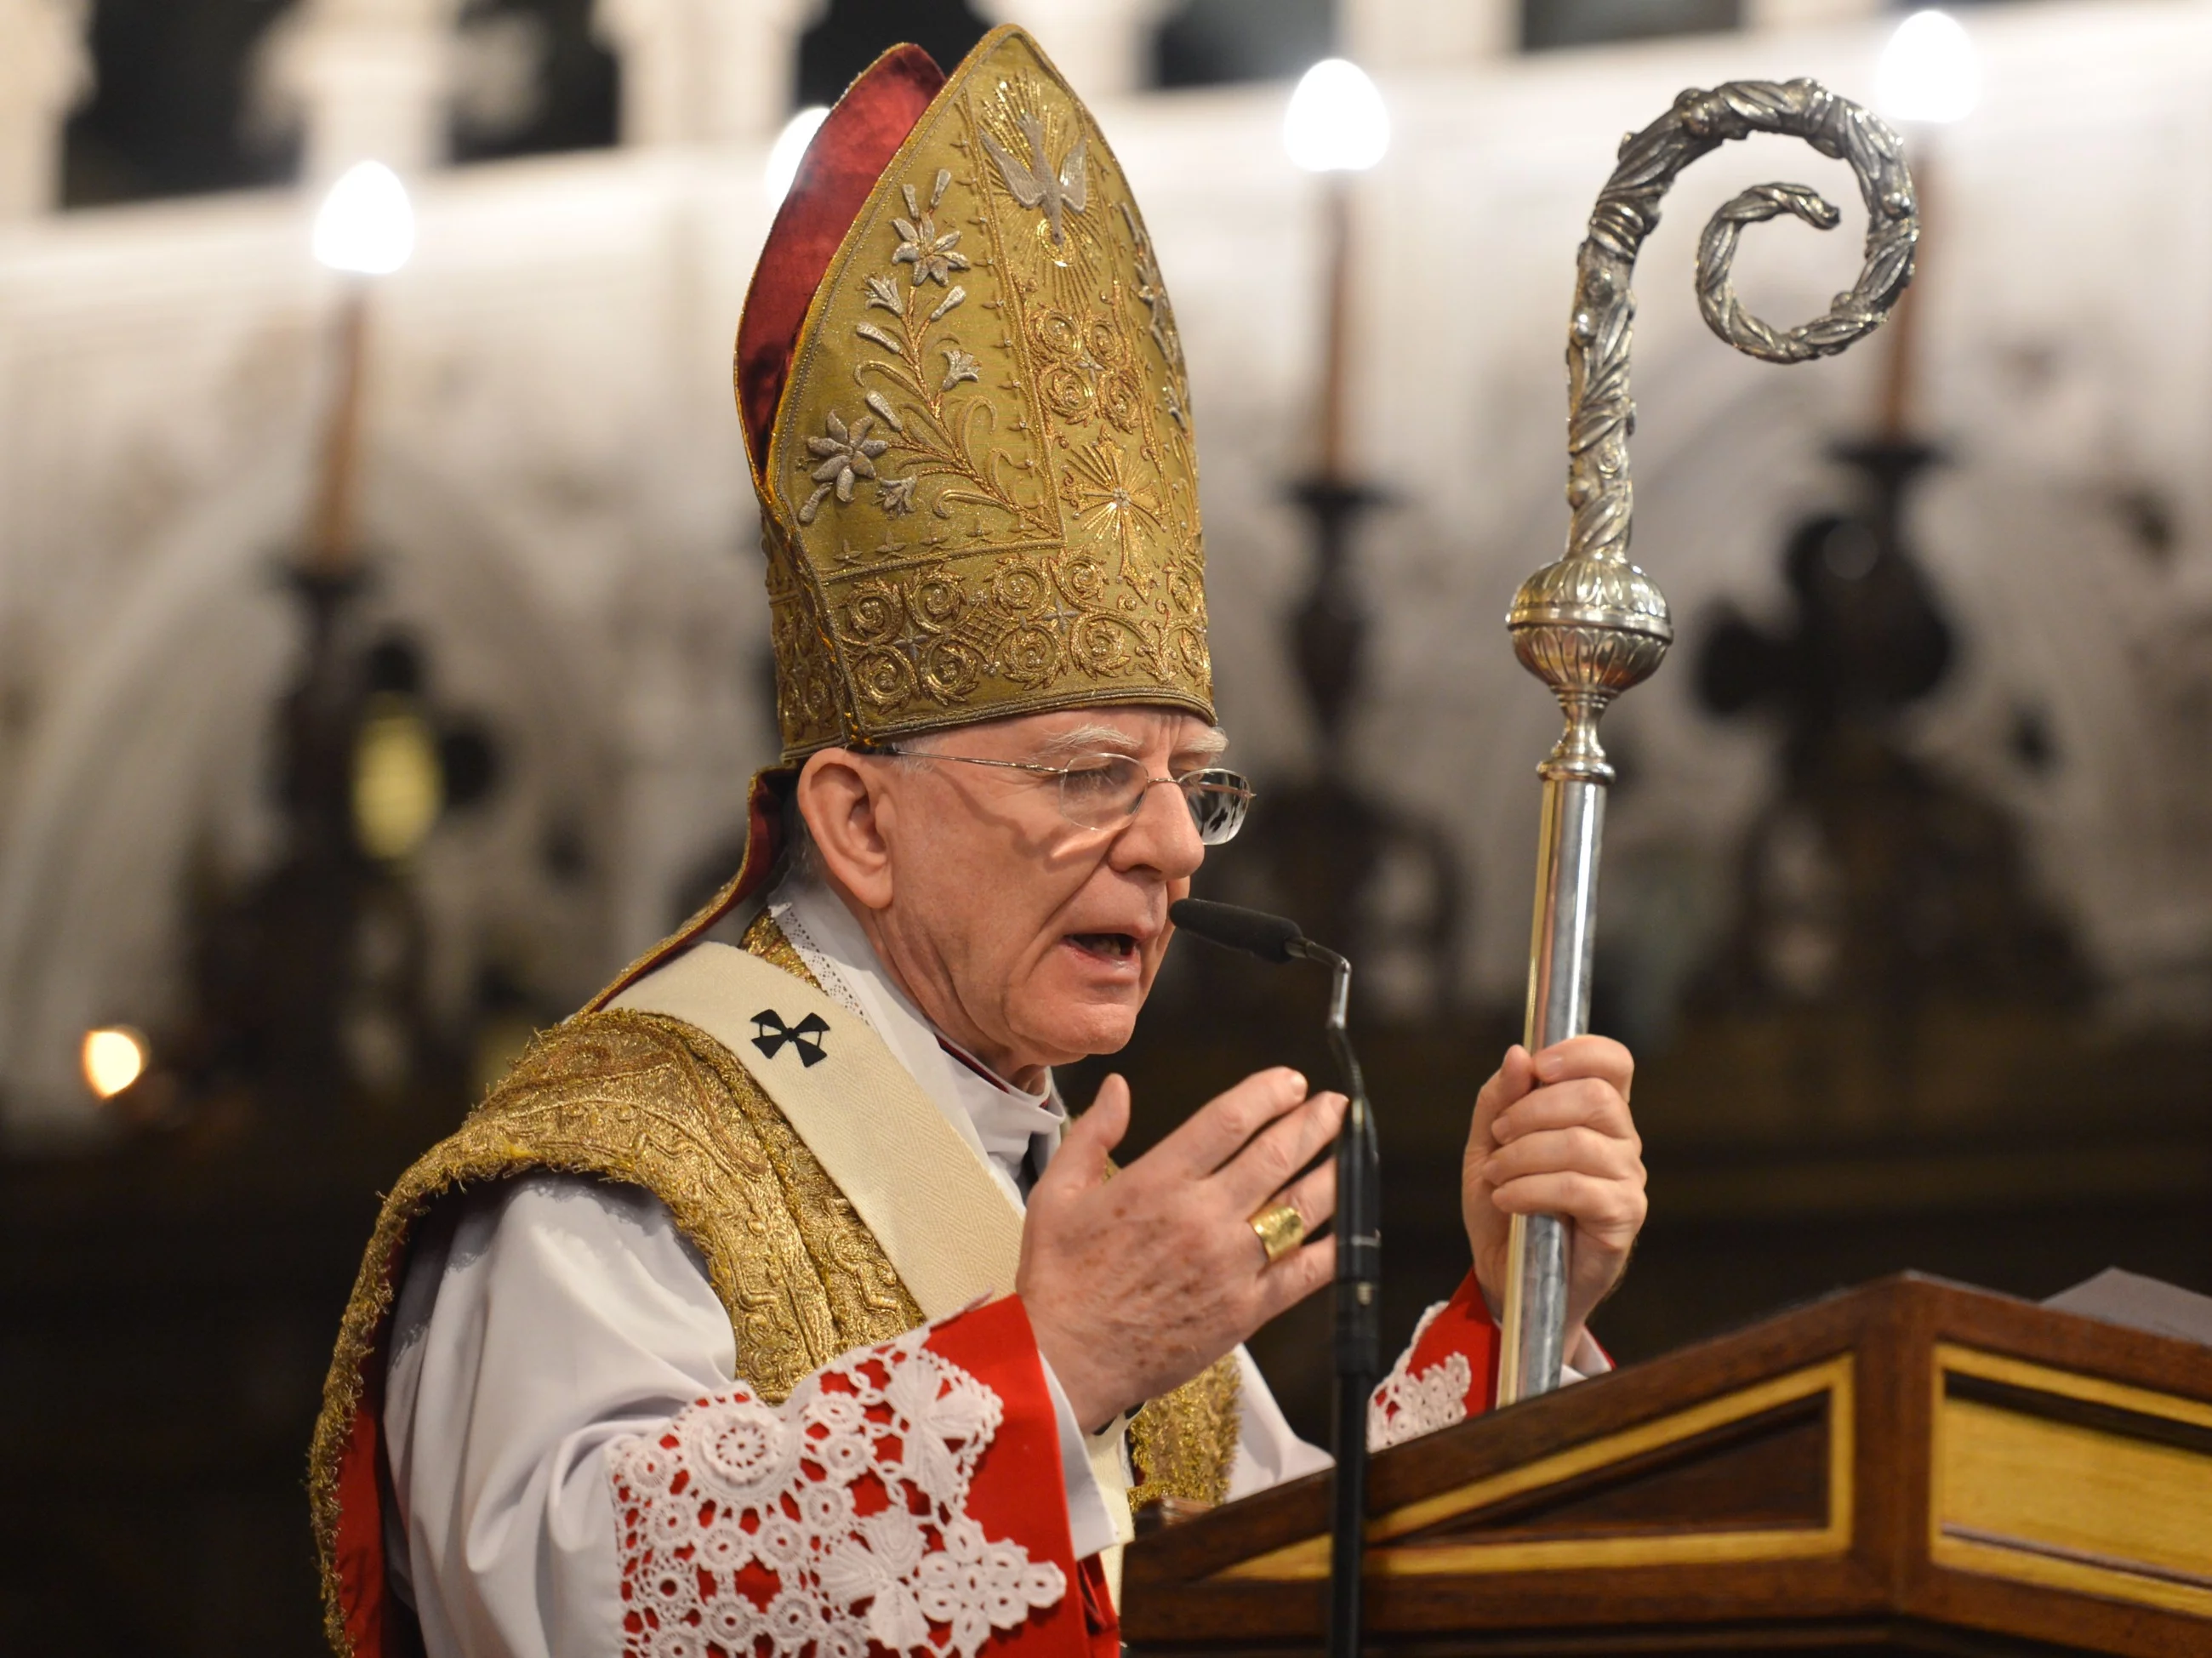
[2,0,2206,1652]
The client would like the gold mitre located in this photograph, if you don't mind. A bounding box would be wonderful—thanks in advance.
[735,26,1211,761]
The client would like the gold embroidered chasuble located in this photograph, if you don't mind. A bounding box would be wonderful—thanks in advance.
[309,913,1235,1651]
[307,31,1266,1654]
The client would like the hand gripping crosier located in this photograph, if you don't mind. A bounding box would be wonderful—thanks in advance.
[1499,82,1918,1403]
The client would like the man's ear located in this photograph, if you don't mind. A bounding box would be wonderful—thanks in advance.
[795,749,896,911]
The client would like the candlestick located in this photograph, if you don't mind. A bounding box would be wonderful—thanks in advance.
[310,284,369,578]
[1873,9,1979,441]
[308,159,414,575]
[1285,57,1388,483]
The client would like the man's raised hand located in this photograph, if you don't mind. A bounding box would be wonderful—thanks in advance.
[1018,1068,1343,1430]
[1462,1036,1645,1354]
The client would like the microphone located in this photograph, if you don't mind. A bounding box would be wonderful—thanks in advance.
[1170,898,1353,1034]
[1167,897,1304,964]
[1166,897,1377,1658]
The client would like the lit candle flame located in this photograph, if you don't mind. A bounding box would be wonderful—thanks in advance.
[1877,11,1981,127]
[82,1027,148,1100]
[1283,59,1390,175]
[314,161,416,276]
[766,107,831,207]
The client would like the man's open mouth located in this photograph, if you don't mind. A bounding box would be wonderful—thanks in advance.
[1067,932,1139,960]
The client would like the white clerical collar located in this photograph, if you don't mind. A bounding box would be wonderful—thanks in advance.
[765,866,1064,1205]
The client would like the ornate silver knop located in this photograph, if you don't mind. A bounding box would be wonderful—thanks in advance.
[1511,77,1918,772]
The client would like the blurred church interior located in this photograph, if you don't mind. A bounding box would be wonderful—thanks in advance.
[1,0,2208,1649]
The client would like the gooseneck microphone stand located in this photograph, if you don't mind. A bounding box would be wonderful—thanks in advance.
[1169,898,1379,1658]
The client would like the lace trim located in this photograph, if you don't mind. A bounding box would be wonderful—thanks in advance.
[1367,1302,1474,1451]
[768,895,869,1019]
[610,1327,1066,1658]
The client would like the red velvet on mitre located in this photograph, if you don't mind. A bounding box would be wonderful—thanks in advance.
[574,49,947,1012]
[734,44,947,481]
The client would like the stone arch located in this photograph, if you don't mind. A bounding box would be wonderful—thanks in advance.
[0,446,621,1142]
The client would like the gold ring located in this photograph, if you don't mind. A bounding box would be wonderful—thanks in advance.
[1248,1203,1306,1266]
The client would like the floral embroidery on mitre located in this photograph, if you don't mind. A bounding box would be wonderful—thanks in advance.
[756,32,1215,761]
[1367,1302,1474,1451]
[610,1328,1066,1658]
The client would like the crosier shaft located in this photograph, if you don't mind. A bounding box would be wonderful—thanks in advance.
[1497,772,1605,1404]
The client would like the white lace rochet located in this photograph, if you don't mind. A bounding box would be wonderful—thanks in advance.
[609,1328,1067,1658]
[1366,1302,1474,1451]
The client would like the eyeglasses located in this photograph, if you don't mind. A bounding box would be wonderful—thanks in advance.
[873,748,1255,845]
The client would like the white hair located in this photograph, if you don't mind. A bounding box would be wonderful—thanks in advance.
[778,713,1231,877]
[1025,720,1230,763]
[859,716,1228,767]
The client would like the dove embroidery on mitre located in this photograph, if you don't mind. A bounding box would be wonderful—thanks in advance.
[979,111,1088,245]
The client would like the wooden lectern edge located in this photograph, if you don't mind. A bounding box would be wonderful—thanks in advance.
[1121,1273,2212,1658]
[1126,1273,1911,1584]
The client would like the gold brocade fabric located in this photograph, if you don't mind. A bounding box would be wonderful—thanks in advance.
[758,27,1212,758]
[309,914,1238,1653]
[1130,1353,1241,1510]
[739,903,813,984]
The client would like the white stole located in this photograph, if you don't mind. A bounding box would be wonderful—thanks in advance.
[607,942,1135,1586]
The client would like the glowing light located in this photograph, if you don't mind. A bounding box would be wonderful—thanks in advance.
[1877,10,1981,126]
[82,1027,148,1100]
[765,106,831,207]
[353,701,443,861]
[1284,59,1390,174]
[314,161,416,275]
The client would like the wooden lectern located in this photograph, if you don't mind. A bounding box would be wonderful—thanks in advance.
[1123,1276,2212,1655]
